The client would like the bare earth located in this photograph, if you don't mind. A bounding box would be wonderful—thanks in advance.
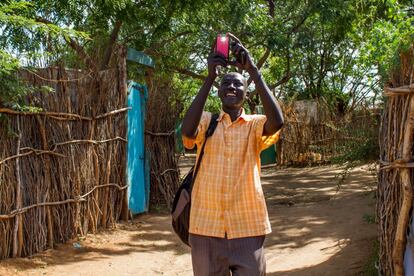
[0,156,377,276]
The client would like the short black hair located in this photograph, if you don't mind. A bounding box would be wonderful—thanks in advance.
[220,72,247,90]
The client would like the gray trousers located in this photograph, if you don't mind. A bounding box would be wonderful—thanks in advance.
[189,233,266,276]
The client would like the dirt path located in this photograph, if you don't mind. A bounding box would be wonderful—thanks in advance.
[0,157,377,276]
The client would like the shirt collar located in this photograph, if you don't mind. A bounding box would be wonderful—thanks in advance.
[217,108,252,122]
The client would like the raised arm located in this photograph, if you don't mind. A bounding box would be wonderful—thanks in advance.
[249,67,284,135]
[228,33,284,135]
[181,53,226,138]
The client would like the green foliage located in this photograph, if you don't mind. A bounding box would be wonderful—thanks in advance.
[358,2,414,81]
[0,1,89,61]
[172,75,222,117]
[0,2,88,40]
[0,49,19,74]
[0,1,88,107]
[1,0,413,125]
[0,50,26,105]
[331,129,379,164]
[332,137,379,164]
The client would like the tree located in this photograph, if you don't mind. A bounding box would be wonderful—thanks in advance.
[0,1,88,107]
[1,0,413,206]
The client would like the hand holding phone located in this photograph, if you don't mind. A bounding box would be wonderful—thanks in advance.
[212,33,254,74]
[227,33,254,73]
[215,33,248,66]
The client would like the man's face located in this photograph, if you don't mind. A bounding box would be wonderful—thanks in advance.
[218,73,247,110]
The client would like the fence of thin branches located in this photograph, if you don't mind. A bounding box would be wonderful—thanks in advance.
[144,74,181,209]
[277,100,379,166]
[0,48,128,259]
[378,46,414,275]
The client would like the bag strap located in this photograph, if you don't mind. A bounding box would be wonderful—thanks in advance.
[189,113,219,192]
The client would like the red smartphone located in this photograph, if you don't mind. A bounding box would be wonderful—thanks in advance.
[215,33,229,60]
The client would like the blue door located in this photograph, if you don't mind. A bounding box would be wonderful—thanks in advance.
[127,82,149,214]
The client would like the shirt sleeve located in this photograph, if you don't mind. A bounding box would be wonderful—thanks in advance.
[254,115,281,152]
[182,111,212,150]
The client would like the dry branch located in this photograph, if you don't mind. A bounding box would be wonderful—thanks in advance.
[20,148,67,158]
[12,119,22,257]
[0,107,130,121]
[21,68,93,83]
[0,137,127,165]
[0,151,35,165]
[173,67,220,88]
[160,169,179,176]
[95,107,130,119]
[145,130,175,136]
[392,95,414,276]
[0,108,92,120]
[380,160,414,170]
[51,137,127,149]
[0,183,127,220]
[384,85,414,96]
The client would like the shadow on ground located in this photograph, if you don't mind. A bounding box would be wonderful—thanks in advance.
[0,155,377,276]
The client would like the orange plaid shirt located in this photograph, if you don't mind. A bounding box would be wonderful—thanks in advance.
[182,110,280,239]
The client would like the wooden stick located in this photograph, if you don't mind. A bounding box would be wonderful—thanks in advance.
[0,151,35,165]
[160,169,179,176]
[101,150,112,228]
[0,137,126,165]
[0,149,65,165]
[95,107,131,119]
[379,160,414,170]
[393,95,414,276]
[118,46,129,222]
[145,130,175,136]
[35,115,54,249]
[384,85,414,96]
[20,147,67,158]
[12,119,22,257]
[0,108,92,120]
[21,68,93,83]
[0,183,127,220]
[17,215,23,257]
[52,137,127,149]
[0,107,130,121]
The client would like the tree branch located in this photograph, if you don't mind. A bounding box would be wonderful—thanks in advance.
[269,72,292,90]
[144,31,193,54]
[267,0,275,18]
[174,67,219,88]
[35,17,97,71]
[100,19,123,70]
[290,13,309,33]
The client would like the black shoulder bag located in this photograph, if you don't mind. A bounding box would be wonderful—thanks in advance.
[171,114,219,246]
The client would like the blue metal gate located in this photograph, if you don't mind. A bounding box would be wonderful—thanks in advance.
[127,82,150,214]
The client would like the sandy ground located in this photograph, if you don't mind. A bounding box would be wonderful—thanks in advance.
[0,157,378,276]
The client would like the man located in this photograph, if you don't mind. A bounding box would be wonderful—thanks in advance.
[181,34,284,276]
